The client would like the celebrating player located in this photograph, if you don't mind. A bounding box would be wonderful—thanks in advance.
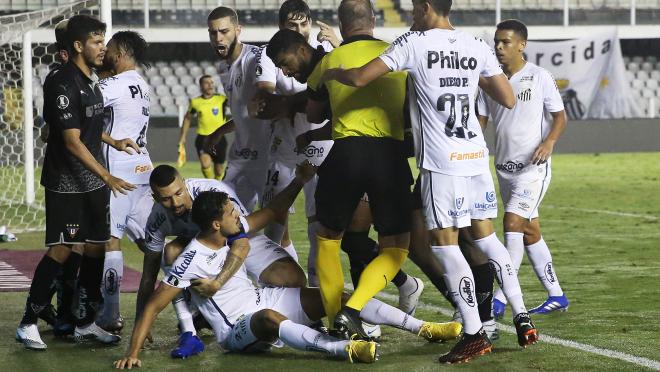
[320,0,541,363]
[477,19,568,319]
[177,75,231,179]
[113,191,462,369]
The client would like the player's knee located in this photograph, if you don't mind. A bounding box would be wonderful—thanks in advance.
[523,230,542,245]
[260,259,307,287]
[83,243,105,257]
[503,212,526,233]
[254,309,286,337]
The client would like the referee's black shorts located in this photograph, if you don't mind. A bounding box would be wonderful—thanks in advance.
[45,186,110,246]
[195,134,228,164]
[315,137,413,236]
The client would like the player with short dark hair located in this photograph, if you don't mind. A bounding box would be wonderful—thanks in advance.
[477,19,568,321]
[16,14,136,350]
[178,74,231,179]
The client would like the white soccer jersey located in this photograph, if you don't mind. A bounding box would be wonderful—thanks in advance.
[379,29,503,176]
[476,62,564,180]
[99,70,153,184]
[144,178,250,253]
[163,238,262,344]
[255,37,334,167]
[218,44,273,169]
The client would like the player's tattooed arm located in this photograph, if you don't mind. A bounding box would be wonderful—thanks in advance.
[114,284,182,369]
[191,239,250,297]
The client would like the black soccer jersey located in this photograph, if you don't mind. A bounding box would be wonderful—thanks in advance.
[41,62,106,193]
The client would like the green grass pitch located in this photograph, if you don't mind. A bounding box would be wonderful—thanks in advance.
[1,152,659,371]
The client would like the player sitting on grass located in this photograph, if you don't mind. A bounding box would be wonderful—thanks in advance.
[113,191,462,369]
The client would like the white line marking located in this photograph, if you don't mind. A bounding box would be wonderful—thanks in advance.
[373,290,660,370]
[545,205,658,221]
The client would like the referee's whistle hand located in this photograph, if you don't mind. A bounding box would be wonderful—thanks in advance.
[105,175,137,196]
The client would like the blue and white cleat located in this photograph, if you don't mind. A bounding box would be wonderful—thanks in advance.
[171,331,205,359]
[492,298,506,320]
[529,295,569,314]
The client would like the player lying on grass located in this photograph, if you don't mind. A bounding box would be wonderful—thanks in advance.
[114,191,462,368]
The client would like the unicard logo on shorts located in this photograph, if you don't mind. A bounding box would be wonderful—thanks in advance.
[459,277,475,307]
[496,161,524,172]
[235,148,258,160]
[486,191,496,203]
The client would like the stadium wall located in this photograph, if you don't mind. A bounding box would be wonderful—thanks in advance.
[146,118,660,163]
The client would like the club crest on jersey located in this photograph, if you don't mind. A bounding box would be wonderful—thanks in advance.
[57,95,69,110]
[166,275,179,286]
[212,107,219,116]
[65,224,80,238]
[517,88,532,102]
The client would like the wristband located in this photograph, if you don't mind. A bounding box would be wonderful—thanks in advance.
[226,231,248,246]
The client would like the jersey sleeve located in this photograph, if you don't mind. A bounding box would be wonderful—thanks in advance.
[163,249,200,289]
[187,99,197,115]
[144,208,168,253]
[255,46,279,85]
[47,80,82,131]
[540,70,565,113]
[98,77,119,107]
[476,88,490,118]
[379,32,417,72]
[480,41,503,78]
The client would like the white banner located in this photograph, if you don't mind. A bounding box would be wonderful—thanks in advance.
[486,29,642,119]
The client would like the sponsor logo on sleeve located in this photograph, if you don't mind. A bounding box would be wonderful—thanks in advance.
[170,249,197,277]
[166,275,179,286]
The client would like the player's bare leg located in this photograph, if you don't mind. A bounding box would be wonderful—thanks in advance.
[199,153,214,179]
[258,256,307,287]
[213,161,225,180]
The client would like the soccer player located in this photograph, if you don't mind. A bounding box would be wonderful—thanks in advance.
[113,191,462,369]
[204,6,273,213]
[177,75,231,179]
[269,0,414,339]
[16,15,135,350]
[476,20,568,318]
[136,163,311,357]
[321,0,540,362]
[95,30,153,332]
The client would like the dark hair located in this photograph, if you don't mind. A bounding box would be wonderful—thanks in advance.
[55,19,68,51]
[496,19,528,41]
[338,0,375,32]
[417,0,452,16]
[192,191,230,231]
[65,14,106,55]
[207,6,239,25]
[149,164,179,189]
[199,74,213,85]
[111,31,150,69]
[278,0,311,27]
[266,29,308,62]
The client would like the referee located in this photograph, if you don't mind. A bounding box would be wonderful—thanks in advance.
[270,0,412,338]
[16,15,135,350]
[177,75,232,179]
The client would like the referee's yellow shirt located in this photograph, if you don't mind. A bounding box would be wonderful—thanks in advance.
[188,94,228,136]
[307,35,406,141]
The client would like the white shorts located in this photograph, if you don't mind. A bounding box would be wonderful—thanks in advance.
[223,163,268,213]
[421,170,498,230]
[498,165,551,220]
[110,184,153,241]
[261,160,296,214]
[222,287,312,352]
[244,234,293,283]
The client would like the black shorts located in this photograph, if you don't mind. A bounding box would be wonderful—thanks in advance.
[195,134,228,164]
[412,174,423,211]
[45,186,110,246]
[315,137,413,236]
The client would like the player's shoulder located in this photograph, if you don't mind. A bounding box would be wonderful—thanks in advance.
[391,30,427,47]
[527,62,554,79]
[186,178,233,198]
[98,75,120,91]
[146,203,170,233]
[169,241,203,278]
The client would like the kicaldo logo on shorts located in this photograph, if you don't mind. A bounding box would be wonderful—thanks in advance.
[449,149,485,161]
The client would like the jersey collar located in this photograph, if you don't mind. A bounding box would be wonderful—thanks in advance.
[340,34,380,46]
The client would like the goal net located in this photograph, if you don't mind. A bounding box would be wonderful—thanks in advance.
[0,0,100,233]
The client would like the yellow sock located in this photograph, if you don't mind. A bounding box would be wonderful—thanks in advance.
[316,235,344,326]
[201,166,214,179]
[346,247,408,311]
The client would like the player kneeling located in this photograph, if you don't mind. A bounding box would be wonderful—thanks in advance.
[114,192,461,368]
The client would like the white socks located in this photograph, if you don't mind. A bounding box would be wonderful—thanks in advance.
[307,221,321,286]
[493,232,525,304]
[283,242,298,263]
[526,238,563,297]
[474,233,527,316]
[432,245,482,335]
[278,319,348,358]
[172,292,196,335]
[360,298,423,334]
[100,250,123,322]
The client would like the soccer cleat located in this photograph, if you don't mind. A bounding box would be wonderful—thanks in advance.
[492,298,506,320]
[482,319,499,342]
[362,322,381,341]
[38,304,57,327]
[170,331,205,359]
[346,339,378,363]
[16,324,47,350]
[418,321,462,343]
[310,320,329,335]
[513,312,539,347]
[529,295,569,314]
[438,329,492,364]
[398,277,425,316]
[334,308,369,340]
[74,322,122,344]
[53,319,75,337]
[97,316,124,333]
